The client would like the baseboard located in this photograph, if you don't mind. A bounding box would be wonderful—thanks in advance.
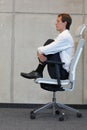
[0,103,87,109]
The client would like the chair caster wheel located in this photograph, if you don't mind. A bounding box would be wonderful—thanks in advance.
[30,111,36,119]
[77,112,82,118]
[59,116,64,121]
[55,110,60,115]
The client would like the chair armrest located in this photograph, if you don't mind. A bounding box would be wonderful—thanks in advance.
[45,60,65,65]
[45,60,65,87]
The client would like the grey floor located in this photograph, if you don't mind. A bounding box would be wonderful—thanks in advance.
[0,108,87,130]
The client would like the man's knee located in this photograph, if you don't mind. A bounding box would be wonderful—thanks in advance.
[44,39,54,46]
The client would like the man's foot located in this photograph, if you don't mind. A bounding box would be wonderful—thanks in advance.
[20,70,43,79]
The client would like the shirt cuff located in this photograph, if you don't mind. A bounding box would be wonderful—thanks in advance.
[37,47,44,54]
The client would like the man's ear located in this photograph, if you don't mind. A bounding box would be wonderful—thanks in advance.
[64,21,67,27]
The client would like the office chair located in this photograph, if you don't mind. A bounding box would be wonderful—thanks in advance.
[30,24,86,121]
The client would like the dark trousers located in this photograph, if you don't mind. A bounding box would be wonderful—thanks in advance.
[43,39,69,80]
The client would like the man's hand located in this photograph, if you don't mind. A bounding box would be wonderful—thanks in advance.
[37,52,47,62]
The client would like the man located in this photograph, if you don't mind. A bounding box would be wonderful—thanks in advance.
[21,13,74,80]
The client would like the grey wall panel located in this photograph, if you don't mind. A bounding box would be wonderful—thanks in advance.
[84,0,87,14]
[0,48,11,102]
[0,14,12,102]
[0,0,13,12]
[13,14,57,103]
[15,0,83,14]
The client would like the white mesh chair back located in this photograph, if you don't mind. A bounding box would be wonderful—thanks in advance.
[69,24,86,84]
[69,38,85,83]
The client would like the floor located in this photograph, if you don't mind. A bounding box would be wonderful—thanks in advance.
[0,108,87,130]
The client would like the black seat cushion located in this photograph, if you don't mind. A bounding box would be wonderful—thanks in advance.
[40,83,65,92]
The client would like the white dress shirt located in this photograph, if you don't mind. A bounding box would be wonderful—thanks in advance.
[37,30,74,72]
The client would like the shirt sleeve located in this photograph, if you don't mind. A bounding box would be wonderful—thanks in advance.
[37,34,73,55]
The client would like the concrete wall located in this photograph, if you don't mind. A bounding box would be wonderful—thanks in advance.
[0,0,87,104]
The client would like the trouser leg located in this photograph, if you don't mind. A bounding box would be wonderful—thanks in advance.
[47,53,69,80]
[35,39,54,74]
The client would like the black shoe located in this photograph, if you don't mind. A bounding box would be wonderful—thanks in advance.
[20,70,43,79]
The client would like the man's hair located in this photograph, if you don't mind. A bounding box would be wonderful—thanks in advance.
[58,13,72,30]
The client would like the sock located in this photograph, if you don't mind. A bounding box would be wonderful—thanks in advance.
[35,64,46,74]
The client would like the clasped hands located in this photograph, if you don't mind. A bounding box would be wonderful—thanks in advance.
[37,51,47,63]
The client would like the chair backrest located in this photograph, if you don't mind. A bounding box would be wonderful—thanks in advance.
[69,24,86,85]
[69,38,85,82]
[75,24,87,37]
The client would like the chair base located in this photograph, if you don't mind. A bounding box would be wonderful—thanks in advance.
[30,92,82,121]
[30,102,64,121]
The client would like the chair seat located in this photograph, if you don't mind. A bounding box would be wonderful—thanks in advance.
[35,78,70,85]
[41,83,65,91]
[35,78,70,92]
